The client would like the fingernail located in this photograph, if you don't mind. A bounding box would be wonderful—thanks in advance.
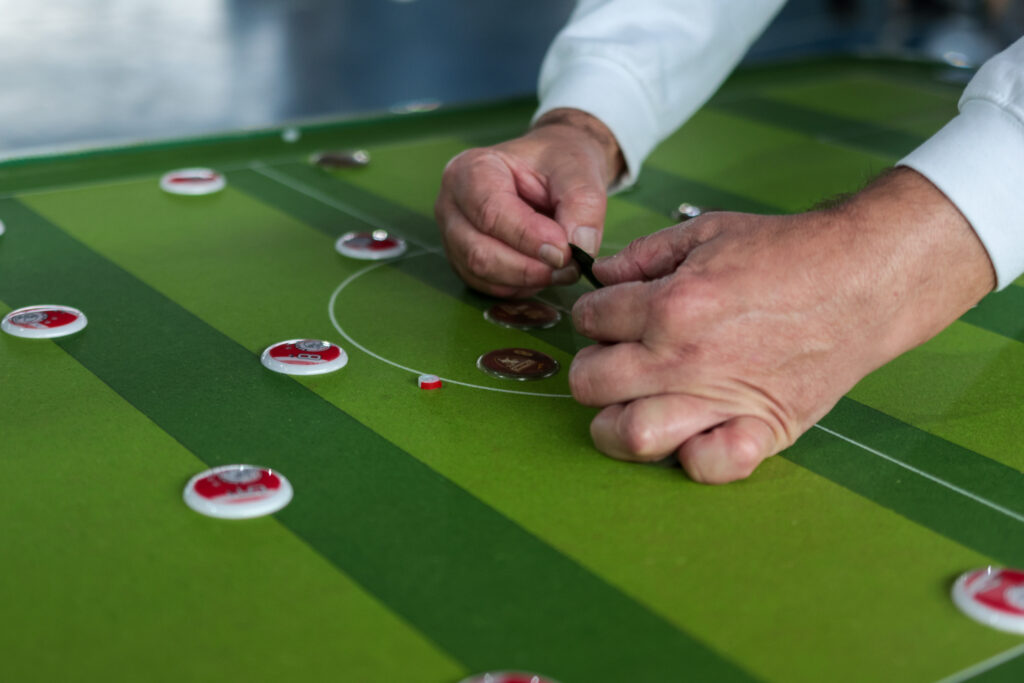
[551,265,579,285]
[572,226,598,255]
[539,243,565,268]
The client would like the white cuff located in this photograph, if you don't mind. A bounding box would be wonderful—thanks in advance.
[532,57,658,193]
[899,99,1024,290]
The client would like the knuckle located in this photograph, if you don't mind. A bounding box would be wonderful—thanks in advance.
[519,261,543,288]
[729,436,764,478]
[441,149,472,184]
[566,186,606,214]
[571,299,592,335]
[568,357,596,405]
[618,414,656,456]
[465,243,492,278]
[475,193,504,234]
[648,284,681,325]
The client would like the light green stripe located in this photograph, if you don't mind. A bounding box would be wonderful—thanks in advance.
[849,321,1024,472]
[646,109,891,212]
[0,299,464,683]
[754,73,957,138]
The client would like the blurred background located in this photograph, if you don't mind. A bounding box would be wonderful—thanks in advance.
[1,0,1019,159]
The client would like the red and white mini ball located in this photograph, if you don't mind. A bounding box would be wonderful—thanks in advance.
[458,674,560,683]
[159,168,226,196]
[183,464,293,519]
[261,339,348,376]
[335,230,407,260]
[2,305,87,339]
[418,374,443,390]
[952,566,1024,634]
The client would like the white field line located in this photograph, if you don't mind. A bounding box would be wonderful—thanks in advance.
[931,642,1024,683]
[813,424,1024,525]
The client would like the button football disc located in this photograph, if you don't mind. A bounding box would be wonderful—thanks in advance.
[183,464,293,519]
[261,339,349,376]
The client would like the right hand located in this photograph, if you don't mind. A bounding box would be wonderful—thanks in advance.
[434,108,625,298]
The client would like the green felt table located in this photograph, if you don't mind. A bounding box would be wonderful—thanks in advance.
[2,57,1023,683]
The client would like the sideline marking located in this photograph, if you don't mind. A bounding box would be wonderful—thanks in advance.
[250,160,448,256]
[932,642,1024,683]
[813,424,1024,525]
[0,161,254,201]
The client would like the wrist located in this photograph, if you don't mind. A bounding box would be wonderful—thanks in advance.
[832,167,995,359]
[532,108,625,188]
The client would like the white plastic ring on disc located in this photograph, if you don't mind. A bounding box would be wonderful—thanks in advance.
[2,305,87,339]
[183,464,293,519]
[261,339,348,376]
[458,673,561,683]
[952,566,1024,634]
[0,218,5,236]
[160,168,226,196]
[335,230,407,260]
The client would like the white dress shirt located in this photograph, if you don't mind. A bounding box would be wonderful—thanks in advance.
[535,0,1024,289]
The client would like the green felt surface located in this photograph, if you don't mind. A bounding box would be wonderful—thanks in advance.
[1,57,1022,683]
[0,295,465,683]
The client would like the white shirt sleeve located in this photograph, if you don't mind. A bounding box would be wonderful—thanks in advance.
[534,0,787,189]
[899,37,1024,290]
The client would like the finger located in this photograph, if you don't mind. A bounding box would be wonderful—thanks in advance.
[569,342,671,406]
[452,155,571,269]
[549,173,607,257]
[676,415,778,485]
[594,218,715,285]
[590,394,728,463]
[440,204,559,296]
[572,280,653,342]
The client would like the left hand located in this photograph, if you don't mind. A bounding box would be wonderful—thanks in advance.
[569,168,994,483]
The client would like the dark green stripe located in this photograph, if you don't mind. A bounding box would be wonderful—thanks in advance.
[708,56,965,97]
[820,400,1024,522]
[228,164,591,354]
[802,399,1024,567]
[966,649,1024,682]
[0,198,756,683]
[960,285,1024,343]
[709,96,927,159]
[624,166,781,218]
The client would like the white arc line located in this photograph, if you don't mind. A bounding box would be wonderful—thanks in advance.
[813,424,1024,525]
[327,253,572,398]
[932,642,1024,683]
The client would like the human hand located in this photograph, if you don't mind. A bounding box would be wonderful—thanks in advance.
[570,168,995,483]
[434,108,624,298]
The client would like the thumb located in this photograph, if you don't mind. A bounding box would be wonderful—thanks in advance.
[550,171,607,258]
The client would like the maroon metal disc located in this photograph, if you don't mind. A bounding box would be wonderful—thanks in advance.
[483,301,561,330]
[476,347,560,381]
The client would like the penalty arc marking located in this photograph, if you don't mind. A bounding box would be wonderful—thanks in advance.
[327,251,573,398]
